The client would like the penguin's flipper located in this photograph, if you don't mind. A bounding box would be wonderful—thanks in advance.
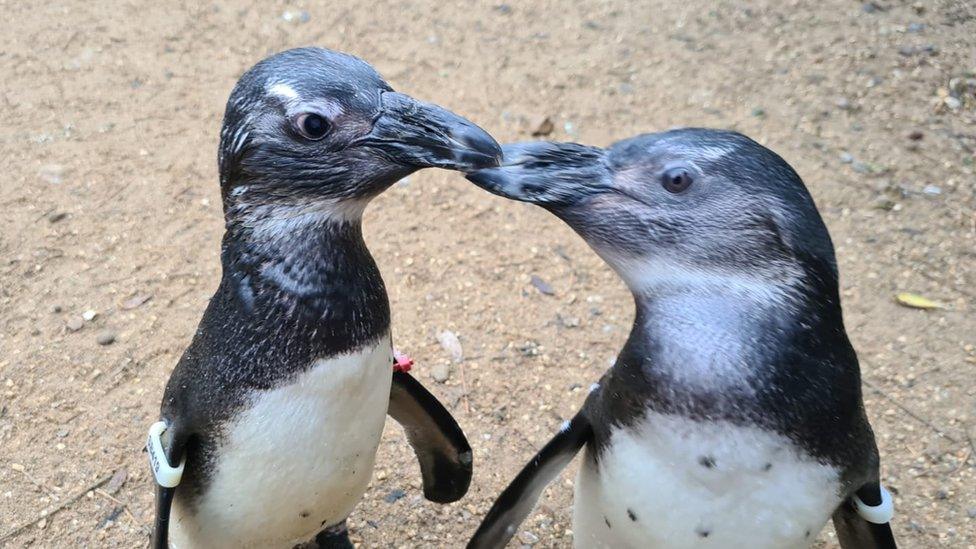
[388,370,473,503]
[152,485,177,549]
[467,412,592,549]
[832,483,897,549]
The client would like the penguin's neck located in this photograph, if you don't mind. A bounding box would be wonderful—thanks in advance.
[623,279,797,397]
[217,197,390,348]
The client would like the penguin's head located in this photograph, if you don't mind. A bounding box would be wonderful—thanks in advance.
[467,129,838,299]
[219,47,500,219]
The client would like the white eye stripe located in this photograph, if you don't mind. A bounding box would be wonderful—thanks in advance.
[268,82,300,102]
[647,140,737,163]
[686,145,736,162]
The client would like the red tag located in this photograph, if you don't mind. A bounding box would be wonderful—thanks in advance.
[393,350,414,373]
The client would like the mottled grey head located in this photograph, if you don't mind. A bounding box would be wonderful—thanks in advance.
[219,47,500,223]
[468,129,837,300]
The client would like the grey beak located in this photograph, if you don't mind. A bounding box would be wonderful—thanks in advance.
[466,142,609,206]
[366,92,501,172]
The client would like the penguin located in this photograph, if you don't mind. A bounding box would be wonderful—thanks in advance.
[148,47,501,549]
[464,129,896,548]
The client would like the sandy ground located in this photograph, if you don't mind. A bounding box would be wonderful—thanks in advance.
[1,0,974,547]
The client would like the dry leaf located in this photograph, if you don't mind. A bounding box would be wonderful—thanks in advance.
[895,292,943,310]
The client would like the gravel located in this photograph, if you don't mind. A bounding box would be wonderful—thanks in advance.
[96,330,116,345]
[430,363,451,383]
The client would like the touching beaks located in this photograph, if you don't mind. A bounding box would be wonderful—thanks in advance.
[365,91,501,172]
[465,142,610,206]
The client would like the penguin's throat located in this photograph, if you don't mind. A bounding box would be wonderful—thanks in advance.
[599,252,802,306]
[223,200,381,299]
[631,289,792,394]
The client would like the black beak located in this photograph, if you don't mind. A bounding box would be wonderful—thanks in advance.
[365,92,501,172]
[465,142,609,206]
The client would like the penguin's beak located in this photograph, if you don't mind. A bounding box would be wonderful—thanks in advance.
[466,142,610,207]
[363,91,501,172]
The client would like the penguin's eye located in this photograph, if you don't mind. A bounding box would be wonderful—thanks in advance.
[661,167,694,193]
[294,113,330,140]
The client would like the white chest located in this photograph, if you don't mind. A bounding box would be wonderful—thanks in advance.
[573,412,842,549]
[171,336,393,549]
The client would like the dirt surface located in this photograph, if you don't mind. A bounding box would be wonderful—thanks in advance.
[2,0,975,547]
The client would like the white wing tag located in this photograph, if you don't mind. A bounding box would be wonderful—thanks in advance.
[853,485,894,524]
[147,421,185,488]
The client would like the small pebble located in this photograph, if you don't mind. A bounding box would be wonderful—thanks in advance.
[82,310,97,321]
[944,96,962,110]
[967,507,976,518]
[898,44,937,56]
[47,212,68,223]
[557,314,580,328]
[96,330,116,346]
[384,488,406,503]
[948,77,966,95]
[281,10,310,23]
[519,530,540,545]
[66,317,84,332]
[50,304,62,313]
[871,197,896,211]
[530,275,555,296]
[839,152,854,164]
[122,294,152,310]
[431,363,451,383]
[922,185,941,195]
[39,164,64,185]
[861,2,883,13]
